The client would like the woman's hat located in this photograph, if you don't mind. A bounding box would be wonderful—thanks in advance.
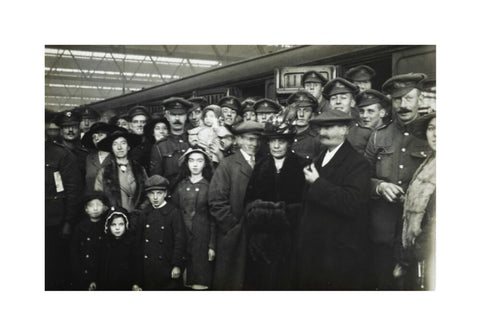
[81,123,124,149]
[262,122,296,140]
[143,117,170,143]
[104,206,130,233]
[410,112,436,139]
[178,146,212,166]
[96,129,143,153]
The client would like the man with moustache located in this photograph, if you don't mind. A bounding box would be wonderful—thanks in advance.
[126,105,151,171]
[208,120,264,290]
[218,96,242,126]
[344,65,376,93]
[301,71,332,115]
[364,73,431,290]
[287,90,322,161]
[150,97,193,190]
[55,110,89,186]
[296,109,371,290]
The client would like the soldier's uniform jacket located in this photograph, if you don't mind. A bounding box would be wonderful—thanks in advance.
[316,98,333,115]
[364,119,431,244]
[291,127,322,161]
[45,139,82,227]
[61,139,89,186]
[150,133,190,188]
[347,122,373,155]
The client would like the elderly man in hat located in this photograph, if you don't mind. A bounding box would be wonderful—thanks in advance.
[55,109,89,186]
[296,109,371,290]
[45,109,83,289]
[79,108,100,138]
[150,97,193,189]
[344,65,376,93]
[286,90,322,161]
[208,120,264,290]
[346,89,391,154]
[301,70,331,114]
[364,73,432,290]
[218,95,242,126]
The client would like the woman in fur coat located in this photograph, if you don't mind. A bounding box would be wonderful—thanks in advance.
[243,122,306,290]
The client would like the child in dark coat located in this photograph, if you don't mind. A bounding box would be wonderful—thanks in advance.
[97,206,140,291]
[172,147,216,290]
[70,192,109,290]
[135,175,186,290]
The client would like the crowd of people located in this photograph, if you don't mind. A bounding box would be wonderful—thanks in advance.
[45,65,436,291]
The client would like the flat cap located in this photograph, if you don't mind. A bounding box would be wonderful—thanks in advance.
[162,97,193,115]
[323,78,359,98]
[253,98,282,114]
[301,71,328,86]
[309,108,353,127]
[144,174,170,192]
[231,120,265,135]
[54,110,82,127]
[218,96,241,111]
[344,65,376,81]
[80,108,100,120]
[355,89,391,109]
[127,105,150,120]
[286,90,319,108]
[382,73,427,98]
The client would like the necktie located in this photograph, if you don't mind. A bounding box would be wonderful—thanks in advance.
[248,155,255,169]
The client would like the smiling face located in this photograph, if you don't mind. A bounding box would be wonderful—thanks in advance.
[359,103,385,129]
[153,122,169,142]
[329,93,356,113]
[188,108,203,127]
[392,88,422,124]
[221,107,237,126]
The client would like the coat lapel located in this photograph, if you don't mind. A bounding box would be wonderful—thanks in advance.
[234,151,252,178]
[319,141,352,177]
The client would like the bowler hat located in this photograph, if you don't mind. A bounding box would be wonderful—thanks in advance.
[96,129,143,153]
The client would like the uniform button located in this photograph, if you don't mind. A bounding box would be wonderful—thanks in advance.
[377,156,381,160]
[46,163,50,167]
[186,187,190,191]
[85,254,90,258]
[401,148,406,152]
[146,224,150,228]
[404,132,409,136]
[181,149,185,152]
[145,239,149,243]
[86,237,91,241]
[291,149,296,153]
[84,270,88,274]
[398,181,403,185]
[399,165,404,169]
[294,139,298,142]
[161,226,165,230]
[158,255,163,260]
[306,156,310,159]
[144,255,148,259]
[195,188,199,192]
[179,139,183,143]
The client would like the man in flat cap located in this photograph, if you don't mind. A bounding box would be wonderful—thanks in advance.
[150,97,193,189]
[296,109,371,290]
[218,96,242,126]
[301,70,332,114]
[286,90,322,161]
[364,73,432,290]
[344,65,376,93]
[55,109,89,186]
[347,89,391,154]
[79,108,100,139]
[208,120,264,290]
[126,105,152,172]
[45,109,83,289]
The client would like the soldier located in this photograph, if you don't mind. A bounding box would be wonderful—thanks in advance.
[301,70,331,114]
[253,98,282,124]
[364,73,431,290]
[126,105,152,171]
[79,108,100,138]
[187,96,208,130]
[240,98,257,122]
[218,96,242,126]
[344,65,376,93]
[286,90,322,161]
[45,109,83,289]
[54,110,89,186]
[150,97,193,189]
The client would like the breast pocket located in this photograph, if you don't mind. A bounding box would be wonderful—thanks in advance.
[375,148,395,180]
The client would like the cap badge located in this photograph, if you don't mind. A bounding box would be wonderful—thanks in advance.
[263,102,268,107]
[335,83,345,88]
[66,111,72,117]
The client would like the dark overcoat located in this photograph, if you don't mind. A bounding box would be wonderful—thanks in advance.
[172,178,215,287]
[244,153,307,290]
[208,150,253,290]
[296,140,371,290]
[85,152,112,193]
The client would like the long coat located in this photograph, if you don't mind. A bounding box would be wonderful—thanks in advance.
[172,178,215,287]
[208,150,253,290]
[85,151,112,193]
[244,153,307,290]
[296,140,371,290]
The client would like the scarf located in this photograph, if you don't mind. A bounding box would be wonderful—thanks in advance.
[402,153,436,248]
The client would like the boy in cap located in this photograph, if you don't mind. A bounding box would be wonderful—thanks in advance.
[70,191,110,290]
[135,175,186,290]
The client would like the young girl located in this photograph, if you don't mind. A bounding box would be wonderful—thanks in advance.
[172,147,216,290]
[96,206,140,290]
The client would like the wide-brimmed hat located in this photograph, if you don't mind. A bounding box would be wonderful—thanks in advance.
[81,122,124,149]
[96,129,143,153]
[309,108,353,127]
[261,122,296,140]
[178,146,212,166]
[410,112,436,139]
